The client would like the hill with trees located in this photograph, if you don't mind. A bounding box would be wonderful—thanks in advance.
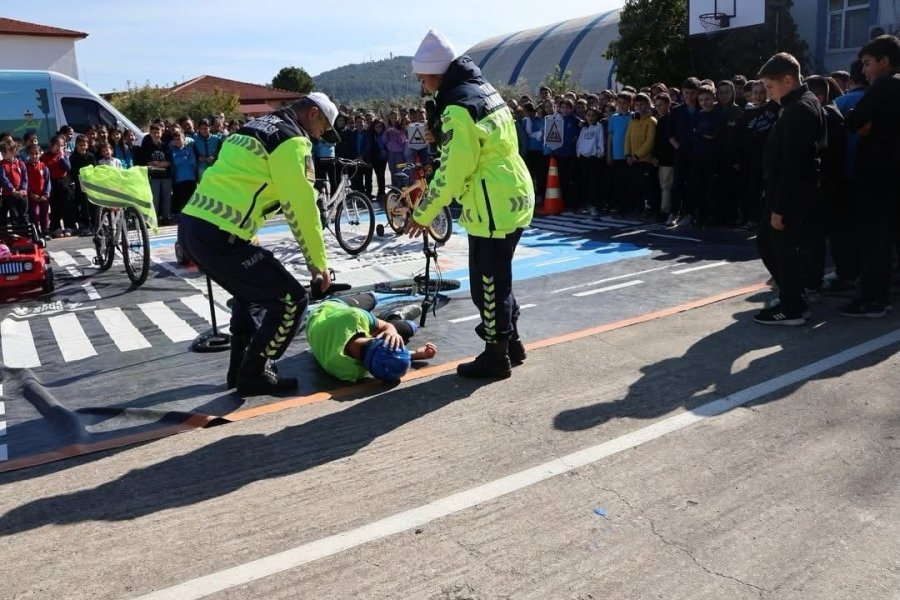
[314,56,417,104]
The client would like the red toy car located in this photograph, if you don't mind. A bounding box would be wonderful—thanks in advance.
[0,224,55,294]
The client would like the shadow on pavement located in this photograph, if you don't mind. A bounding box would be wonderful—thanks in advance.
[0,373,479,536]
[554,310,898,432]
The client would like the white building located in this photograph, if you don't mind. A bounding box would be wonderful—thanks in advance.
[0,17,87,80]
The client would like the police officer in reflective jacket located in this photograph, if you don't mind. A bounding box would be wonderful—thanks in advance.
[407,30,535,379]
[178,93,340,395]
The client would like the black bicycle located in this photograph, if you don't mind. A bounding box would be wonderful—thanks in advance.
[311,230,460,326]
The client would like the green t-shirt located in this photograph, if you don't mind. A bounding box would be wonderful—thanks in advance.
[306,300,376,382]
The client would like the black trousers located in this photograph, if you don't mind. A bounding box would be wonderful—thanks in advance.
[526,151,548,198]
[1,195,28,228]
[468,229,523,343]
[856,179,899,305]
[373,159,387,200]
[757,209,806,314]
[179,214,309,368]
[556,155,577,211]
[629,162,659,212]
[827,180,860,282]
[610,159,630,213]
[172,180,197,215]
[576,156,603,210]
[672,149,692,218]
[49,177,77,231]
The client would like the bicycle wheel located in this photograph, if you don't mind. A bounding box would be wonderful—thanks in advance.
[94,209,115,271]
[373,276,461,296]
[121,206,150,286]
[384,188,408,234]
[334,191,375,255]
[428,206,454,244]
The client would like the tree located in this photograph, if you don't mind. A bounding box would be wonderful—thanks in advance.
[605,0,692,87]
[606,0,809,87]
[109,83,242,129]
[540,66,585,96]
[272,66,314,94]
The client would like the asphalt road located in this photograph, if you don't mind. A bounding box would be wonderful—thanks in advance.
[1,281,899,599]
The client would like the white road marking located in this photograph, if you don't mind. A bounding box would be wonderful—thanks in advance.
[82,282,101,300]
[50,251,77,266]
[648,233,703,243]
[530,222,592,234]
[95,308,152,352]
[66,267,81,278]
[135,328,900,600]
[0,319,41,368]
[48,314,97,362]
[672,261,729,275]
[139,302,199,343]
[448,304,537,324]
[180,295,231,333]
[77,248,96,261]
[551,266,670,294]
[611,229,646,239]
[533,256,580,268]
[573,280,644,298]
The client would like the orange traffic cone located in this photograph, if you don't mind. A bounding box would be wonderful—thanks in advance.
[538,155,564,215]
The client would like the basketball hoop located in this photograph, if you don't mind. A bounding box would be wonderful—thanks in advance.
[699,12,731,32]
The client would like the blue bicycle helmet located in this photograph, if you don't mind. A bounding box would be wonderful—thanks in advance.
[364,338,412,382]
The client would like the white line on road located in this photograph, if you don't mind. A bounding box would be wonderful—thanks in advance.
[573,280,644,298]
[95,308,152,352]
[533,256,580,268]
[82,282,101,300]
[66,266,81,279]
[180,295,231,333]
[648,233,703,243]
[672,261,729,275]
[551,266,670,294]
[448,304,537,324]
[0,319,40,368]
[133,327,900,600]
[48,313,97,362]
[611,229,646,239]
[77,248,96,261]
[50,251,77,266]
[139,302,199,343]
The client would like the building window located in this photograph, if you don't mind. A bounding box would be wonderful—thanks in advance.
[828,0,870,50]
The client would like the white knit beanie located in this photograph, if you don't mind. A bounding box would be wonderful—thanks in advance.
[412,29,457,75]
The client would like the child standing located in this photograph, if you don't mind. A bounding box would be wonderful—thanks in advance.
[114,129,137,169]
[606,92,633,214]
[575,107,605,215]
[624,93,658,217]
[653,93,676,224]
[97,142,123,169]
[42,135,76,236]
[25,144,51,236]
[689,86,725,226]
[169,126,198,217]
[69,135,97,234]
[0,141,29,228]
[382,110,408,177]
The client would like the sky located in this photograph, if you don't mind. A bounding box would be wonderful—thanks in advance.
[15,1,624,93]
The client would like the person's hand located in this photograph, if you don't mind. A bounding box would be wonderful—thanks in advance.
[376,324,404,351]
[419,343,437,359]
[309,266,332,292]
[405,217,429,238]
[770,212,785,231]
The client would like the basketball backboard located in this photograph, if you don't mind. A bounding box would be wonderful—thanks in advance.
[688,0,767,36]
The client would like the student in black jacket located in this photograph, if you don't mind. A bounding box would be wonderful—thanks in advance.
[754,53,826,326]
[839,35,900,318]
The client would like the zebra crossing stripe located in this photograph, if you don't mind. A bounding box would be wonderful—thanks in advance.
[139,302,199,343]
[95,308,152,352]
[50,250,77,266]
[82,282,101,300]
[0,319,41,368]
[48,313,98,362]
[77,248,96,261]
[180,295,231,333]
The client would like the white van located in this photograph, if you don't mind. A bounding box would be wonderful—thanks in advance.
[0,70,143,146]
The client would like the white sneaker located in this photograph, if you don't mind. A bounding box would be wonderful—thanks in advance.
[665,214,676,226]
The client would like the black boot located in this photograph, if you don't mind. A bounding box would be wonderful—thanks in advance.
[508,338,526,366]
[457,340,512,379]
[236,352,298,396]
[226,335,250,389]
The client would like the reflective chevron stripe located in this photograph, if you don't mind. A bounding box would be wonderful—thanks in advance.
[280,202,313,264]
[265,293,299,357]
[481,275,497,341]
[187,193,260,234]
[223,134,268,160]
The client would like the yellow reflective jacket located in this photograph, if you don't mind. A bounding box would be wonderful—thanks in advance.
[79,165,157,233]
[413,58,534,238]
[182,108,328,272]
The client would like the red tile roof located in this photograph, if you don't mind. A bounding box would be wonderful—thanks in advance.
[168,75,301,103]
[0,17,87,39]
[239,102,278,115]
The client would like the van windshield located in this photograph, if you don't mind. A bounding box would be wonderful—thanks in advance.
[61,97,120,133]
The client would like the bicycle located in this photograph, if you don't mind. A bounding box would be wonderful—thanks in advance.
[311,230,460,327]
[378,160,453,244]
[317,157,376,255]
[92,204,150,286]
